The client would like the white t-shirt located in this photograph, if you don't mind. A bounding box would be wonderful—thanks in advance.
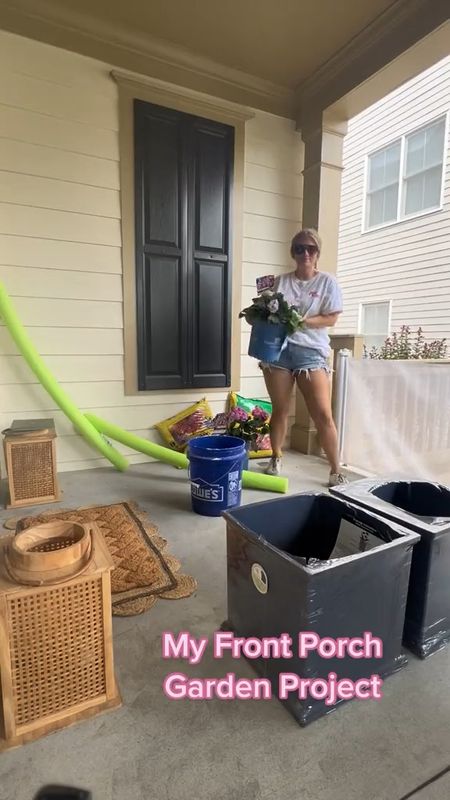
[274,271,343,357]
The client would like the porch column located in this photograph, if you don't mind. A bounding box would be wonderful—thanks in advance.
[290,113,348,455]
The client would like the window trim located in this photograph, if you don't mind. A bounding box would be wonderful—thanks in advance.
[112,69,253,395]
[358,299,392,342]
[361,113,448,233]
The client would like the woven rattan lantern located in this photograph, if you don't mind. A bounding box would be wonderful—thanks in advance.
[2,419,61,509]
[0,520,121,750]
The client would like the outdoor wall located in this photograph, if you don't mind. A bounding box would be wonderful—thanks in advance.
[240,113,303,422]
[335,56,450,343]
[0,31,302,472]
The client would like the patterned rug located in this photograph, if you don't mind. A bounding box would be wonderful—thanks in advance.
[12,501,197,616]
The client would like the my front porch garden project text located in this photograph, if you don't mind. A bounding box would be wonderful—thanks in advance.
[161,632,384,705]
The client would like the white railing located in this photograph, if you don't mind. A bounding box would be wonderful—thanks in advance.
[334,352,450,485]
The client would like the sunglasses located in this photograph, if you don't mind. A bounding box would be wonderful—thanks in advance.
[293,244,318,256]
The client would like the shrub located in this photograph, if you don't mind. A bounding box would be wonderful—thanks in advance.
[363,326,447,360]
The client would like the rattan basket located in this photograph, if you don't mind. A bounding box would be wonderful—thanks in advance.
[3,420,60,509]
[0,520,121,750]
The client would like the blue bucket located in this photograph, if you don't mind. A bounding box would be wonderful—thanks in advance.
[187,435,246,517]
[248,319,287,363]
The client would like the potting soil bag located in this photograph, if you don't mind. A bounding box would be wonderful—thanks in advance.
[155,398,214,451]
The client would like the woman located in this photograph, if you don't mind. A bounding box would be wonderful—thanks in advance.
[262,228,347,487]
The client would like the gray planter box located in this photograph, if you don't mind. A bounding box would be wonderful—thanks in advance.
[223,492,419,726]
[330,479,450,658]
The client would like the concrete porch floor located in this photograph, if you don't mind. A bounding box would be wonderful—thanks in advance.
[0,452,449,800]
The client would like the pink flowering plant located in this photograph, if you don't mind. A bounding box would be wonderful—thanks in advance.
[226,405,270,448]
[239,290,304,335]
[364,325,447,360]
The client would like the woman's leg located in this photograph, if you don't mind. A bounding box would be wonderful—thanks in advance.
[296,369,340,474]
[262,367,295,457]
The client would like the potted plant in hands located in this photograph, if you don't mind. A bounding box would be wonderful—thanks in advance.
[239,290,305,363]
[226,406,270,469]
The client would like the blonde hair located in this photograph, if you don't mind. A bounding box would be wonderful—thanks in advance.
[290,228,322,258]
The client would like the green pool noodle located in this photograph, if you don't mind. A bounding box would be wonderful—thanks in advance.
[0,282,128,472]
[240,468,287,494]
[85,413,288,493]
[85,413,188,468]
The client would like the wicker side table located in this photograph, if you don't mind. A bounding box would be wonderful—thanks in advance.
[2,419,61,509]
[0,521,121,750]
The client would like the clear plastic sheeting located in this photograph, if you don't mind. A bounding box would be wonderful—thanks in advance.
[340,359,450,485]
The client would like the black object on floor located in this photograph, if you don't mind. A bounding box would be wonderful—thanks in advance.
[34,788,91,800]
[397,763,450,799]
[223,492,419,727]
[330,479,450,659]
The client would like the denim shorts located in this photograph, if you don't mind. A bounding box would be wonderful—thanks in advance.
[260,342,331,377]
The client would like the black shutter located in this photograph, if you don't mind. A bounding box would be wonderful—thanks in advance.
[134,100,233,391]
[134,101,188,390]
[190,119,233,388]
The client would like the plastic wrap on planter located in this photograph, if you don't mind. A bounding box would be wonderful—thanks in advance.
[248,320,286,363]
[223,493,419,726]
[330,479,450,659]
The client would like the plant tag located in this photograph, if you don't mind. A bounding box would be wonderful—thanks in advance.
[256,275,275,294]
[330,519,381,559]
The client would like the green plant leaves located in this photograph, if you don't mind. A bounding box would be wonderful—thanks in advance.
[239,291,305,335]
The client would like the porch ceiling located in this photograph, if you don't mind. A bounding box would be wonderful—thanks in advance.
[35,0,396,89]
[1,0,448,119]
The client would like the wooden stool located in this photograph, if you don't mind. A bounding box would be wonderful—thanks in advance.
[2,419,61,509]
[0,520,121,750]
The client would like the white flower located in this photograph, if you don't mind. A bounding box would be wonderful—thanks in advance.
[268,299,279,313]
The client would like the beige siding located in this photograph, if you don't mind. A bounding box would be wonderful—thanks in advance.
[336,56,450,343]
[0,31,302,471]
[241,112,303,429]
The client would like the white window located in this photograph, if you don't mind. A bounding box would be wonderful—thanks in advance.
[365,116,446,230]
[360,302,391,350]
[366,141,401,228]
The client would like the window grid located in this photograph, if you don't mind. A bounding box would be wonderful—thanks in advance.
[359,302,391,350]
[364,116,446,231]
